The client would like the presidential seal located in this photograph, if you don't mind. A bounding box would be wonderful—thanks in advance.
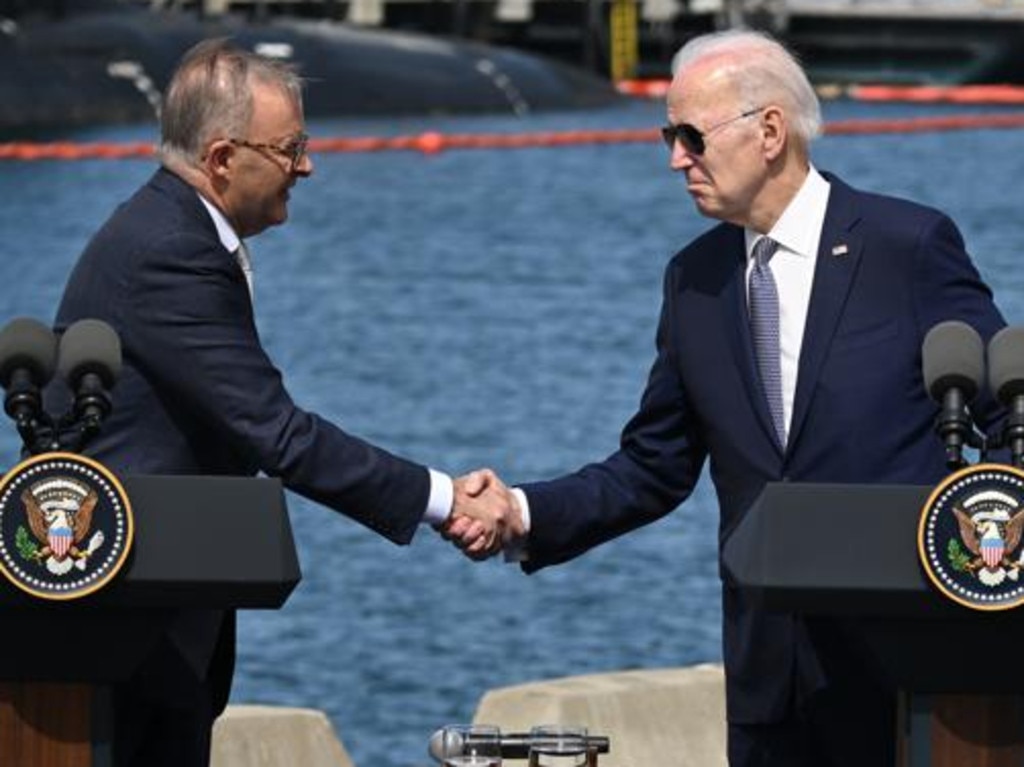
[0,452,133,600]
[919,463,1024,611]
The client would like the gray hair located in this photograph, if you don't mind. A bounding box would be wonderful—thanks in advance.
[158,38,304,168]
[671,30,822,147]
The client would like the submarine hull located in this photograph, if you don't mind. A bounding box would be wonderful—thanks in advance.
[0,7,622,135]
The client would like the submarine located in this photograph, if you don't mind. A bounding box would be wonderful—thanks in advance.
[0,0,622,136]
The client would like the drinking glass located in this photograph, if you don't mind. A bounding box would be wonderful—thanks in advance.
[439,723,502,767]
[528,725,589,767]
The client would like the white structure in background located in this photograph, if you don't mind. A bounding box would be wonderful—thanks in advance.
[190,0,1024,28]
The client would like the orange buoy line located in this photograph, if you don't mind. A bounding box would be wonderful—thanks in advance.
[849,84,1024,104]
[617,79,1024,105]
[3,112,1024,161]
[616,79,671,99]
[824,113,1024,135]
[0,141,156,161]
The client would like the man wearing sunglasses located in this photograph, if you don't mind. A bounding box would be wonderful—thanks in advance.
[47,38,518,767]
[452,29,1006,767]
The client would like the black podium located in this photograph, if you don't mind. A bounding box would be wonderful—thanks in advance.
[0,473,301,767]
[723,482,1024,767]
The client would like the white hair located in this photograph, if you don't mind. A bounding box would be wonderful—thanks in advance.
[671,30,822,147]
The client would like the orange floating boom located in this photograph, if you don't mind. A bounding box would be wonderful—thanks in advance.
[3,113,1024,160]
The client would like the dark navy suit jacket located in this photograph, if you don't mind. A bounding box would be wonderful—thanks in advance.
[50,167,431,708]
[520,173,1006,723]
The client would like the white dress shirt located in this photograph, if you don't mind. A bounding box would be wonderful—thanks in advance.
[744,166,830,442]
[197,193,454,525]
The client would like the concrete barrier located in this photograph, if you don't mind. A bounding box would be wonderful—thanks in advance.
[473,664,727,767]
[211,705,355,767]
[209,664,725,767]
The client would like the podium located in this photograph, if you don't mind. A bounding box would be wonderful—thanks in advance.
[723,482,1024,767]
[0,473,301,767]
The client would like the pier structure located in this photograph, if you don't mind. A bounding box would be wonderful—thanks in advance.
[174,0,1024,82]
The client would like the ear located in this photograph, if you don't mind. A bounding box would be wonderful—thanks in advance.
[760,106,787,161]
[203,139,236,180]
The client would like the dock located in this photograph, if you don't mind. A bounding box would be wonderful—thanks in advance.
[185,0,1024,83]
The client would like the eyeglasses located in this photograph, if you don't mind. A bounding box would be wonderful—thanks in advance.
[228,132,309,170]
[660,107,764,155]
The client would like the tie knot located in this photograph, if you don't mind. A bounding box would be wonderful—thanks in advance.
[753,236,777,267]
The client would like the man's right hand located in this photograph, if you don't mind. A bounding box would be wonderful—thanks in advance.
[438,468,524,560]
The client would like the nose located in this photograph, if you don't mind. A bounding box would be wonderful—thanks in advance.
[294,151,314,178]
[669,140,695,171]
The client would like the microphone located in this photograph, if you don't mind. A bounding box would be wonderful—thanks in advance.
[427,729,610,762]
[988,326,1024,467]
[57,318,122,440]
[922,320,984,469]
[0,317,58,436]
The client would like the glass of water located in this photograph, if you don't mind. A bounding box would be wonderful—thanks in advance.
[439,723,502,767]
[528,725,589,767]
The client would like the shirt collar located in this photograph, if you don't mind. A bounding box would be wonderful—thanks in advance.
[197,193,242,254]
[745,166,830,259]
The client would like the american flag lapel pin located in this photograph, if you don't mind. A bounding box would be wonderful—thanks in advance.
[831,243,849,257]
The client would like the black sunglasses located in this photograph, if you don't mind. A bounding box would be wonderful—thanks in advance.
[661,107,765,155]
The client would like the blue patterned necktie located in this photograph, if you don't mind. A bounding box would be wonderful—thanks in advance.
[749,236,785,447]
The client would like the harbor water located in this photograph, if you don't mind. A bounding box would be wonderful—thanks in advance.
[2,97,1024,766]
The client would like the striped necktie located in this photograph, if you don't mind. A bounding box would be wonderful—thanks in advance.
[749,236,785,447]
[234,241,254,300]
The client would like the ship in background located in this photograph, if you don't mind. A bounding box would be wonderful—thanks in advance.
[4,0,1024,134]
[738,0,1024,87]
[0,0,622,135]
[142,0,1024,84]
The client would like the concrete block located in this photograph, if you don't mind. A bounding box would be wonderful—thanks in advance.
[212,705,355,767]
[473,664,727,767]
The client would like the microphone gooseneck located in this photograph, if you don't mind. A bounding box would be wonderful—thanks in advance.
[0,317,123,455]
[922,320,984,469]
[988,326,1024,467]
[55,319,123,452]
[0,317,58,449]
[58,318,122,434]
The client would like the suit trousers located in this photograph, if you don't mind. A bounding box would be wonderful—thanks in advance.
[727,618,896,767]
[113,615,235,767]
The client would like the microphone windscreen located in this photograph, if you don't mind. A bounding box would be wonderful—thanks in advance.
[988,326,1024,403]
[428,729,525,761]
[428,728,445,761]
[922,320,984,402]
[58,319,122,388]
[0,317,57,387]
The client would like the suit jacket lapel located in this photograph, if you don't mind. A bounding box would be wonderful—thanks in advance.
[788,177,864,449]
[721,225,784,454]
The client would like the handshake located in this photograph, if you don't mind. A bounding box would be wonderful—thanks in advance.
[438,469,526,560]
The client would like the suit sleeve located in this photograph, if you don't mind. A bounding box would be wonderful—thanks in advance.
[911,212,1007,430]
[122,230,429,545]
[520,265,707,571]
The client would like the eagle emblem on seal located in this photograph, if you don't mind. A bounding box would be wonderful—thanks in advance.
[0,452,132,600]
[921,465,1024,610]
[947,491,1024,587]
[19,477,106,576]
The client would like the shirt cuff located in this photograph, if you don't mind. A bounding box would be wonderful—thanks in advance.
[503,487,532,563]
[423,468,454,527]
[511,487,531,532]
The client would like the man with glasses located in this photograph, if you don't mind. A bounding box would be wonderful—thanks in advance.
[49,38,518,767]
[452,29,1006,767]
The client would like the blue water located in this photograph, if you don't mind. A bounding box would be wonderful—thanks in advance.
[3,98,1024,766]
